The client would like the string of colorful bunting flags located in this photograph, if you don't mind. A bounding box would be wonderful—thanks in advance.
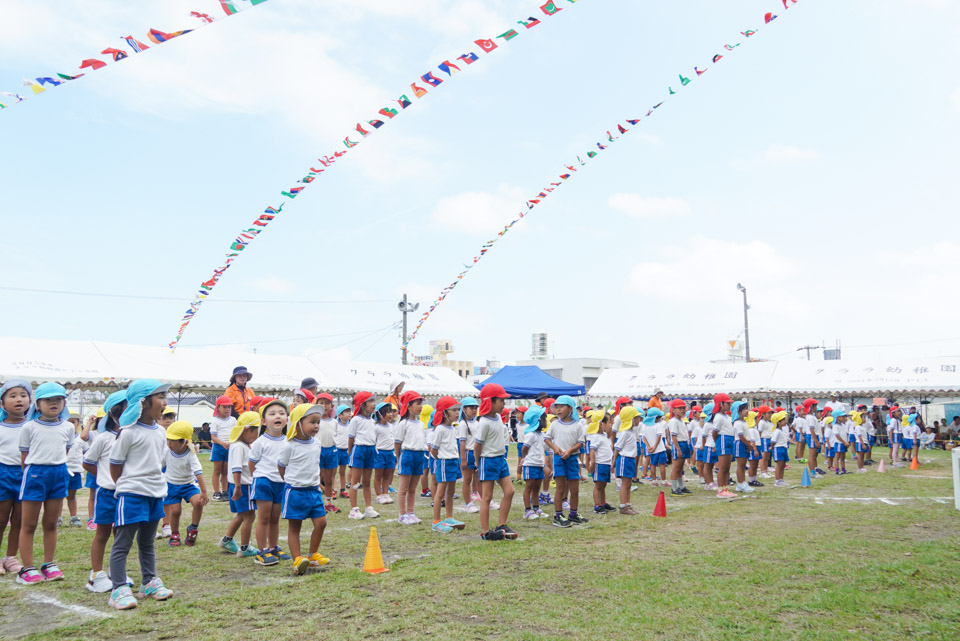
[0,1,269,112]
[402,0,802,358]
[168,0,582,350]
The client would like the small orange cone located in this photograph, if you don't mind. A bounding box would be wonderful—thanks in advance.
[877,459,886,473]
[362,526,389,574]
[909,456,918,470]
[653,490,667,518]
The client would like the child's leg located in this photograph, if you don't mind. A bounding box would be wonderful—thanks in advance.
[543,458,553,495]
[67,489,78,518]
[134,520,160,585]
[444,482,456,519]
[373,469,383,496]
[255,501,274,551]
[461,469,474,503]
[109,523,138,589]
[349,467,362,508]
[479,480,494,532]
[529,478,542,509]
[87,490,95,522]
[748,460,758,480]
[167,502,182,533]
[269,503,281,548]
[838,451,846,470]
[188,494,204,527]
[91,524,112,572]
[433,481,448,523]
[775,461,785,481]
[523,478,532,509]
[0,499,19,558]
[618,477,631,505]
[761,451,771,473]
[717,455,731,487]
[384,467,395,493]
[658,464,667,484]
[239,511,255,547]
[496,476,514,526]
[212,461,223,495]
[322,469,336,503]
[703,463,714,485]
[397,474,410,515]
[360,469,373,508]
[735,458,746,484]
[420,471,429,494]
[39,499,62,564]
[338,464,347,491]
[224,513,244,539]
[287,520,302,559]
[567,479,580,513]
[308,516,326,556]
[807,447,818,472]
[858,451,865,470]
[596,481,606,506]
[554,476,567,512]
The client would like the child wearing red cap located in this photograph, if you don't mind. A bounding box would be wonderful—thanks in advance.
[210,397,236,502]
[756,406,774,478]
[802,399,824,477]
[429,397,465,533]
[394,391,427,525]
[314,394,340,514]
[474,384,517,540]
[347,392,379,520]
[711,393,737,499]
[665,399,692,496]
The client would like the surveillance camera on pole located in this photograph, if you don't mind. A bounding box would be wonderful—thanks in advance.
[398,294,419,364]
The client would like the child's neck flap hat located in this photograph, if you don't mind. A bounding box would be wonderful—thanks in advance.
[28,382,70,422]
[479,383,510,416]
[746,411,758,428]
[399,390,423,419]
[642,407,664,425]
[354,391,374,416]
[458,396,479,423]
[119,379,172,428]
[524,405,547,434]
[614,396,632,415]
[730,400,748,418]
[554,395,579,421]
[166,420,194,442]
[230,411,261,442]
[420,404,433,428]
[0,378,32,422]
[619,405,641,428]
[433,396,460,426]
[258,397,289,419]
[586,409,606,435]
[335,404,351,420]
[214,395,234,417]
[288,403,323,440]
[771,410,788,426]
[98,389,127,432]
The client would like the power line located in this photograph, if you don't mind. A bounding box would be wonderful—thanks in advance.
[0,285,391,305]
[354,324,399,359]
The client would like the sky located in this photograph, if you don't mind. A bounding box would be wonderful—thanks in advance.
[1,0,959,370]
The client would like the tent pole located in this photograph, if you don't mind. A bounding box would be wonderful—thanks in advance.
[177,386,182,420]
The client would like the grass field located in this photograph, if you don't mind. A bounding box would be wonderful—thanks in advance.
[2,448,958,641]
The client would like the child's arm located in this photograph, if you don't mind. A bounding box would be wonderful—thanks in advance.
[248,460,257,476]
[348,436,355,453]
[519,443,529,467]
[110,462,124,484]
[231,471,242,500]
[211,433,229,448]
[82,461,97,476]
[196,473,209,505]
[81,416,95,441]
[587,449,596,474]
[20,451,27,467]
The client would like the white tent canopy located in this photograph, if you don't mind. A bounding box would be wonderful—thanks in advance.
[589,358,960,398]
[0,337,476,396]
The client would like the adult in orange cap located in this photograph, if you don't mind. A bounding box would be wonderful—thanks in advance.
[475,384,516,541]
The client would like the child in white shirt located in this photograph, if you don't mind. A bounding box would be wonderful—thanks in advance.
[218,412,259,559]
[162,421,207,547]
[249,398,290,566]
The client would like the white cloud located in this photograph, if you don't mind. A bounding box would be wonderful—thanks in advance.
[608,194,691,219]
[950,88,960,113]
[251,276,294,294]
[761,144,821,164]
[431,184,527,234]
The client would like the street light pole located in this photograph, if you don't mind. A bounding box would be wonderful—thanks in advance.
[737,283,751,363]
[397,294,420,365]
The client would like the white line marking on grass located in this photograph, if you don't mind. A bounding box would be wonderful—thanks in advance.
[22,592,112,619]
[904,475,952,479]
[879,499,900,505]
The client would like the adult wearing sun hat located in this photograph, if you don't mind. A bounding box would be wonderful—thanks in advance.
[224,366,256,417]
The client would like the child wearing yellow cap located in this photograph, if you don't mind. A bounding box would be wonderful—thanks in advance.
[770,411,790,487]
[162,421,208,548]
[278,404,329,575]
[218,412,259,559]
[613,406,641,515]
[250,399,290,567]
[154,407,178,539]
[585,410,615,513]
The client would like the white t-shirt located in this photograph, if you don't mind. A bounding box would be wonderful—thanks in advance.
[110,422,166,498]
[228,441,252,485]
[249,433,285,483]
[348,414,377,447]
[521,432,546,467]
[394,418,427,451]
[162,448,202,486]
[475,416,505,459]
[334,421,350,449]
[703,420,716,448]
[733,419,747,439]
[771,427,789,448]
[642,423,665,454]
[278,437,321,488]
[835,420,849,443]
[614,426,638,458]
[865,417,877,437]
[747,427,760,446]
[806,415,821,438]
[714,413,735,437]
[210,416,236,445]
[66,431,84,474]
[458,418,478,448]
[317,418,337,449]
[0,420,25,466]
[758,419,774,440]
[545,419,585,452]
[19,419,75,466]
[691,424,704,449]
[374,421,394,450]
[590,433,613,466]
[431,424,459,459]
[667,417,688,442]
[85,431,117,490]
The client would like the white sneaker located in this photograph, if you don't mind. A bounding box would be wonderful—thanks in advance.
[523,509,538,520]
[348,507,364,520]
[155,524,172,539]
[376,495,387,504]
[470,492,481,502]
[561,500,570,511]
[398,514,412,525]
[409,514,422,524]
[86,570,112,593]
[489,500,500,510]
[741,484,755,493]
[364,506,381,519]
[465,502,480,514]
[381,494,394,505]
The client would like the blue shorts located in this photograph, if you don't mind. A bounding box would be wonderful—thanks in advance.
[281,485,326,521]
[553,455,580,480]
[672,441,692,460]
[747,447,761,461]
[349,444,377,469]
[773,446,789,462]
[93,486,118,525]
[19,464,68,502]
[891,433,903,444]
[805,435,820,452]
[516,443,524,458]
[523,465,545,480]
[703,446,719,464]
[251,477,285,504]
[479,456,510,482]
[337,448,349,466]
[163,482,200,506]
[67,472,82,492]
[835,443,848,454]
[84,470,97,489]
[856,441,867,453]
[211,443,229,462]
[734,440,749,459]
[718,435,735,456]
[399,450,427,476]
[428,453,436,475]
[650,451,667,467]
[116,493,164,526]
[695,447,703,463]
[0,463,23,502]
[593,464,611,483]
[903,439,914,451]
[640,443,648,457]
[320,446,339,470]
[760,438,772,453]
[374,449,396,470]
[868,436,876,447]
[436,458,462,483]
[615,455,637,479]
[227,482,255,514]
[466,449,477,471]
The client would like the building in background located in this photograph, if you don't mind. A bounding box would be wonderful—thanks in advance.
[413,339,474,379]
[515,357,639,391]
[531,332,549,360]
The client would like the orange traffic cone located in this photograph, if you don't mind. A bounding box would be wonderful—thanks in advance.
[909,456,918,470]
[653,490,667,518]
[362,526,389,574]
[877,459,886,473]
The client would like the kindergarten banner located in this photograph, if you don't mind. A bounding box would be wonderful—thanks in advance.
[403,0,803,356]
[168,0,584,349]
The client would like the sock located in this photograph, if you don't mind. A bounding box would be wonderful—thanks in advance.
[570,510,578,518]
[240,545,248,551]
[221,536,232,543]
[678,478,685,489]
[671,480,679,491]
[188,523,198,530]
[555,510,563,517]
[619,503,627,509]
[749,476,756,483]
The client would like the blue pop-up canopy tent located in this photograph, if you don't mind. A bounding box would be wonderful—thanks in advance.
[476,365,585,398]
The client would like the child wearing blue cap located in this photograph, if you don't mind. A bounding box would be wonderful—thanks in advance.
[250,398,291,566]
[457,397,481,513]
[81,390,126,593]
[641,408,667,488]
[520,405,547,520]
[0,379,31,578]
[334,404,352,499]
[107,380,174,609]
[545,396,587,527]
[16,382,74,585]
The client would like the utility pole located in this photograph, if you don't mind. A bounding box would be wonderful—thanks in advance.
[737,283,751,362]
[798,345,820,360]
[397,294,419,365]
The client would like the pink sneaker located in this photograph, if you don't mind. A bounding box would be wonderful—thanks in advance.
[716,490,738,499]
[16,567,45,585]
[86,518,97,531]
[1,556,22,574]
[40,563,64,581]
